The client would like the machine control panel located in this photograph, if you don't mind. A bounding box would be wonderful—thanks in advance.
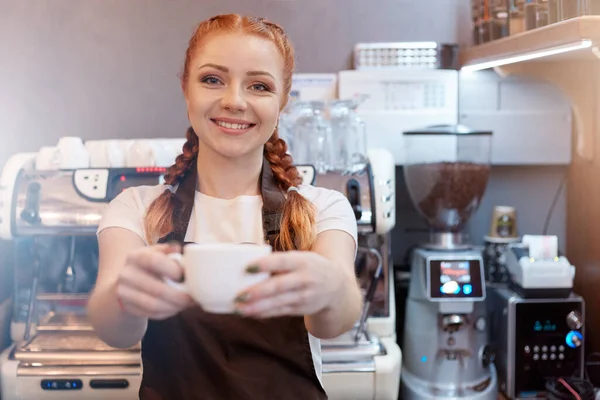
[41,379,83,390]
[427,258,485,301]
[514,301,584,396]
[73,167,166,202]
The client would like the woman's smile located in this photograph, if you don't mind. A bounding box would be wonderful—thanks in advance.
[210,117,257,136]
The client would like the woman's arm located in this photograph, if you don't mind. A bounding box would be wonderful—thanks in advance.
[303,230,362,339]
[87,228,149,348]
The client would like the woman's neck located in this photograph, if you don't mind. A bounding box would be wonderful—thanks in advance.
[195,145,264,199]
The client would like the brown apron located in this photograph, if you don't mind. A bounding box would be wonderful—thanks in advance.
[139,158,328,400]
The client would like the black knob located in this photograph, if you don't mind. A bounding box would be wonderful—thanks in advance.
[346,179,363,220]
[20,182,42,225]
[566,311,583,330]
[482,345,496,367]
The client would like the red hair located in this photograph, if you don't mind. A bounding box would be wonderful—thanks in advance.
[144,14,316,250]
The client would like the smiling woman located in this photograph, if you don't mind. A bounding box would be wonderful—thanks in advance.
[186,34,283,160]
[87,13,362,400]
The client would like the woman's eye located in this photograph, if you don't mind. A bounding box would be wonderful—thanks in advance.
[250,83,269,92]
[201,76,222,85]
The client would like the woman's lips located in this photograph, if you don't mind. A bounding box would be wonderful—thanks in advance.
[211,119,256,136]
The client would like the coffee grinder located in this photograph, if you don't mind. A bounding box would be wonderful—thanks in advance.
[400,125,498,400]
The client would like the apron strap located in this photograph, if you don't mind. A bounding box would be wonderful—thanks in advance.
[158,155,286,249]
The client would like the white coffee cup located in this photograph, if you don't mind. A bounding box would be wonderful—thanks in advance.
[167,243,272,314]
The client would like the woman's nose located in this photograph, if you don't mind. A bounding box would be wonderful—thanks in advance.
[220,85,247,112]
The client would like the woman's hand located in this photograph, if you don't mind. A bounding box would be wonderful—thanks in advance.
[233,251,345,318]
[115,243,194,320]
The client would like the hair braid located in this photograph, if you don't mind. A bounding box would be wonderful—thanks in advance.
[264,129,317,251]
[144,127,198,244]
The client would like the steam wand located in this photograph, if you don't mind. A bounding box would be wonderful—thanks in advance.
[354,247,383,342]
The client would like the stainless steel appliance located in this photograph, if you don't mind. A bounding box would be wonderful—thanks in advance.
[0,151,166,400]
[486,285,585,399]
[400,125,498,400]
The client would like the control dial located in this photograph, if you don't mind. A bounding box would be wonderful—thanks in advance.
[566,311,583,330]
[566,330,583,348]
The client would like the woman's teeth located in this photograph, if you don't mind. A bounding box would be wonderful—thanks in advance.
[215,121,252,130]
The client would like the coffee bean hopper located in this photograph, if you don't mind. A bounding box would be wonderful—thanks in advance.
[399,125,499,400]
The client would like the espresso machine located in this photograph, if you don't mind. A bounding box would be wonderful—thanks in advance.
[298,147,402,400]
[400,125,498,400]
[0,138,180,400]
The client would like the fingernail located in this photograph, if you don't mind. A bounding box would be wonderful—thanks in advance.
[246,265,260,273]
[168,241,181,251]
[235,293,249,303]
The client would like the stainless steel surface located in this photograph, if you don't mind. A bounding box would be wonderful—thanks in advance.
[13,170,107,236]
[14,331,141,364]
[322,361,375,374]
[24,239,41,342]
[20,332,134,352]
[322,329,385,364]
[442,314,466,330]
[37,312,94,332]
[17,364,141,377]
[424,232,472,250]
[321,344,384,363]
[402,248,497,399]
[312,168,374,233]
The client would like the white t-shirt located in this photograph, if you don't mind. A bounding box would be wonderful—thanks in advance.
[97,183,358,385]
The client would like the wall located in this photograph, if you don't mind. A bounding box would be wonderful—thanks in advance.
[0,0,471,166]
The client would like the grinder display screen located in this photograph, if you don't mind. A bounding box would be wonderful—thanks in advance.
[428,259,484,299]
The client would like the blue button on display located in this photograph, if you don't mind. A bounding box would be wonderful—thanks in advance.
[463,284,473,295]
[566,330,583,348]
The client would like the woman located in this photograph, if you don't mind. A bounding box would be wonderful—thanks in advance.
[88,13,362,400]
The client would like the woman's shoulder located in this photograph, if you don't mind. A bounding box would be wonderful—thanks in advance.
[97,184,169,242]
[298,184,347,208]
[298,184,357,239]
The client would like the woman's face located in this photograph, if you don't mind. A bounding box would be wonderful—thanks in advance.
[183,32,285,161]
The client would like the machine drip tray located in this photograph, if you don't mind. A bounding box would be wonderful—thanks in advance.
[14,331,140,364]
[37,311,94,332]
[321,330,385,364]
[16,363,141,377]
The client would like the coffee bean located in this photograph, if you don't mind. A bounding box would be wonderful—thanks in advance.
[404,162,490,232]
